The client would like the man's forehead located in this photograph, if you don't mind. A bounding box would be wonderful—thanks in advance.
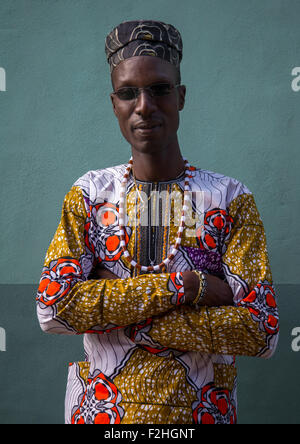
[111,56,177,87]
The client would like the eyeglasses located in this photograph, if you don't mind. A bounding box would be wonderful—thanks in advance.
[112,83,180,101]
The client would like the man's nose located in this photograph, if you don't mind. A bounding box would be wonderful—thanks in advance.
[134,90,157,117]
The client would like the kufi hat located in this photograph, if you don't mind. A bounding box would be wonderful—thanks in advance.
[105,20,183,72]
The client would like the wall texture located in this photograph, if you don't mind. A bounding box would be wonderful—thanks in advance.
[0,0,299,424]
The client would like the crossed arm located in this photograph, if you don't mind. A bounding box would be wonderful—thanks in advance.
[36,186,279,358]
[93,266,272,357]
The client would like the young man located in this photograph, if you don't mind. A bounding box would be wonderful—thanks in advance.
[36,20,279,424]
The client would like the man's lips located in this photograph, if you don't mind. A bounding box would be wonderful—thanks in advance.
[133,122,162,130]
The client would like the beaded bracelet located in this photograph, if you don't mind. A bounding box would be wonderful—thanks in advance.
[192,270,208,307]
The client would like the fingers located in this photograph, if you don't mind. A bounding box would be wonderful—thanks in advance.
[204,274,234,307]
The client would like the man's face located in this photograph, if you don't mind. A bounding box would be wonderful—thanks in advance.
[110,56,186,155]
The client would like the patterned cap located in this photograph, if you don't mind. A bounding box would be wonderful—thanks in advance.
[105,20,183,72]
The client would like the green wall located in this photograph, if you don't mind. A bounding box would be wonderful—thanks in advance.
[0,0,300,424]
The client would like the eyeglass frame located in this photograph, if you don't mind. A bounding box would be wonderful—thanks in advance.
[111,82,181,101]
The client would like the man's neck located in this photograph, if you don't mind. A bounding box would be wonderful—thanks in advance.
[131,145,185,182]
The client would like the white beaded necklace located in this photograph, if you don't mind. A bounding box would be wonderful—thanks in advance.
[119,157,192,273]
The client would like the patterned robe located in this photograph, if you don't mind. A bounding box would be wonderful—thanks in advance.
[36,163,279,424]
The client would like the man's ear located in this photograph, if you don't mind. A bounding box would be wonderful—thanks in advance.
[110,93,118,117]
[178,85,186,111]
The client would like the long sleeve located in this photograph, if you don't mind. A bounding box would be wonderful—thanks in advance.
[36,186,186,334]
[129,192,279,359]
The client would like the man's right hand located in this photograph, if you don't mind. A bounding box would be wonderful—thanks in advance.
[182,271,234,307]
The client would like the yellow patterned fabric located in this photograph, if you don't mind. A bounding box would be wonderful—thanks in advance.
[222,193,272,289]
[44,187,86,266]
[131,192,277,358]
[114,348,196,424]
[145,305,267,356]
[213,363,237,392]
[38,186,187,334]
[36,165,279,424]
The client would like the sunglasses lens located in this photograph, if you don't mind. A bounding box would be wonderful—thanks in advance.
[115,87,137,100]
[114,83,175,100]
[149,83,173,96]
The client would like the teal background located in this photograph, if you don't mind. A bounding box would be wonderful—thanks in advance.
[0,0,300,424]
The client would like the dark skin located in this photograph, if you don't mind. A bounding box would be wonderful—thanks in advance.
[96,56,233,308]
